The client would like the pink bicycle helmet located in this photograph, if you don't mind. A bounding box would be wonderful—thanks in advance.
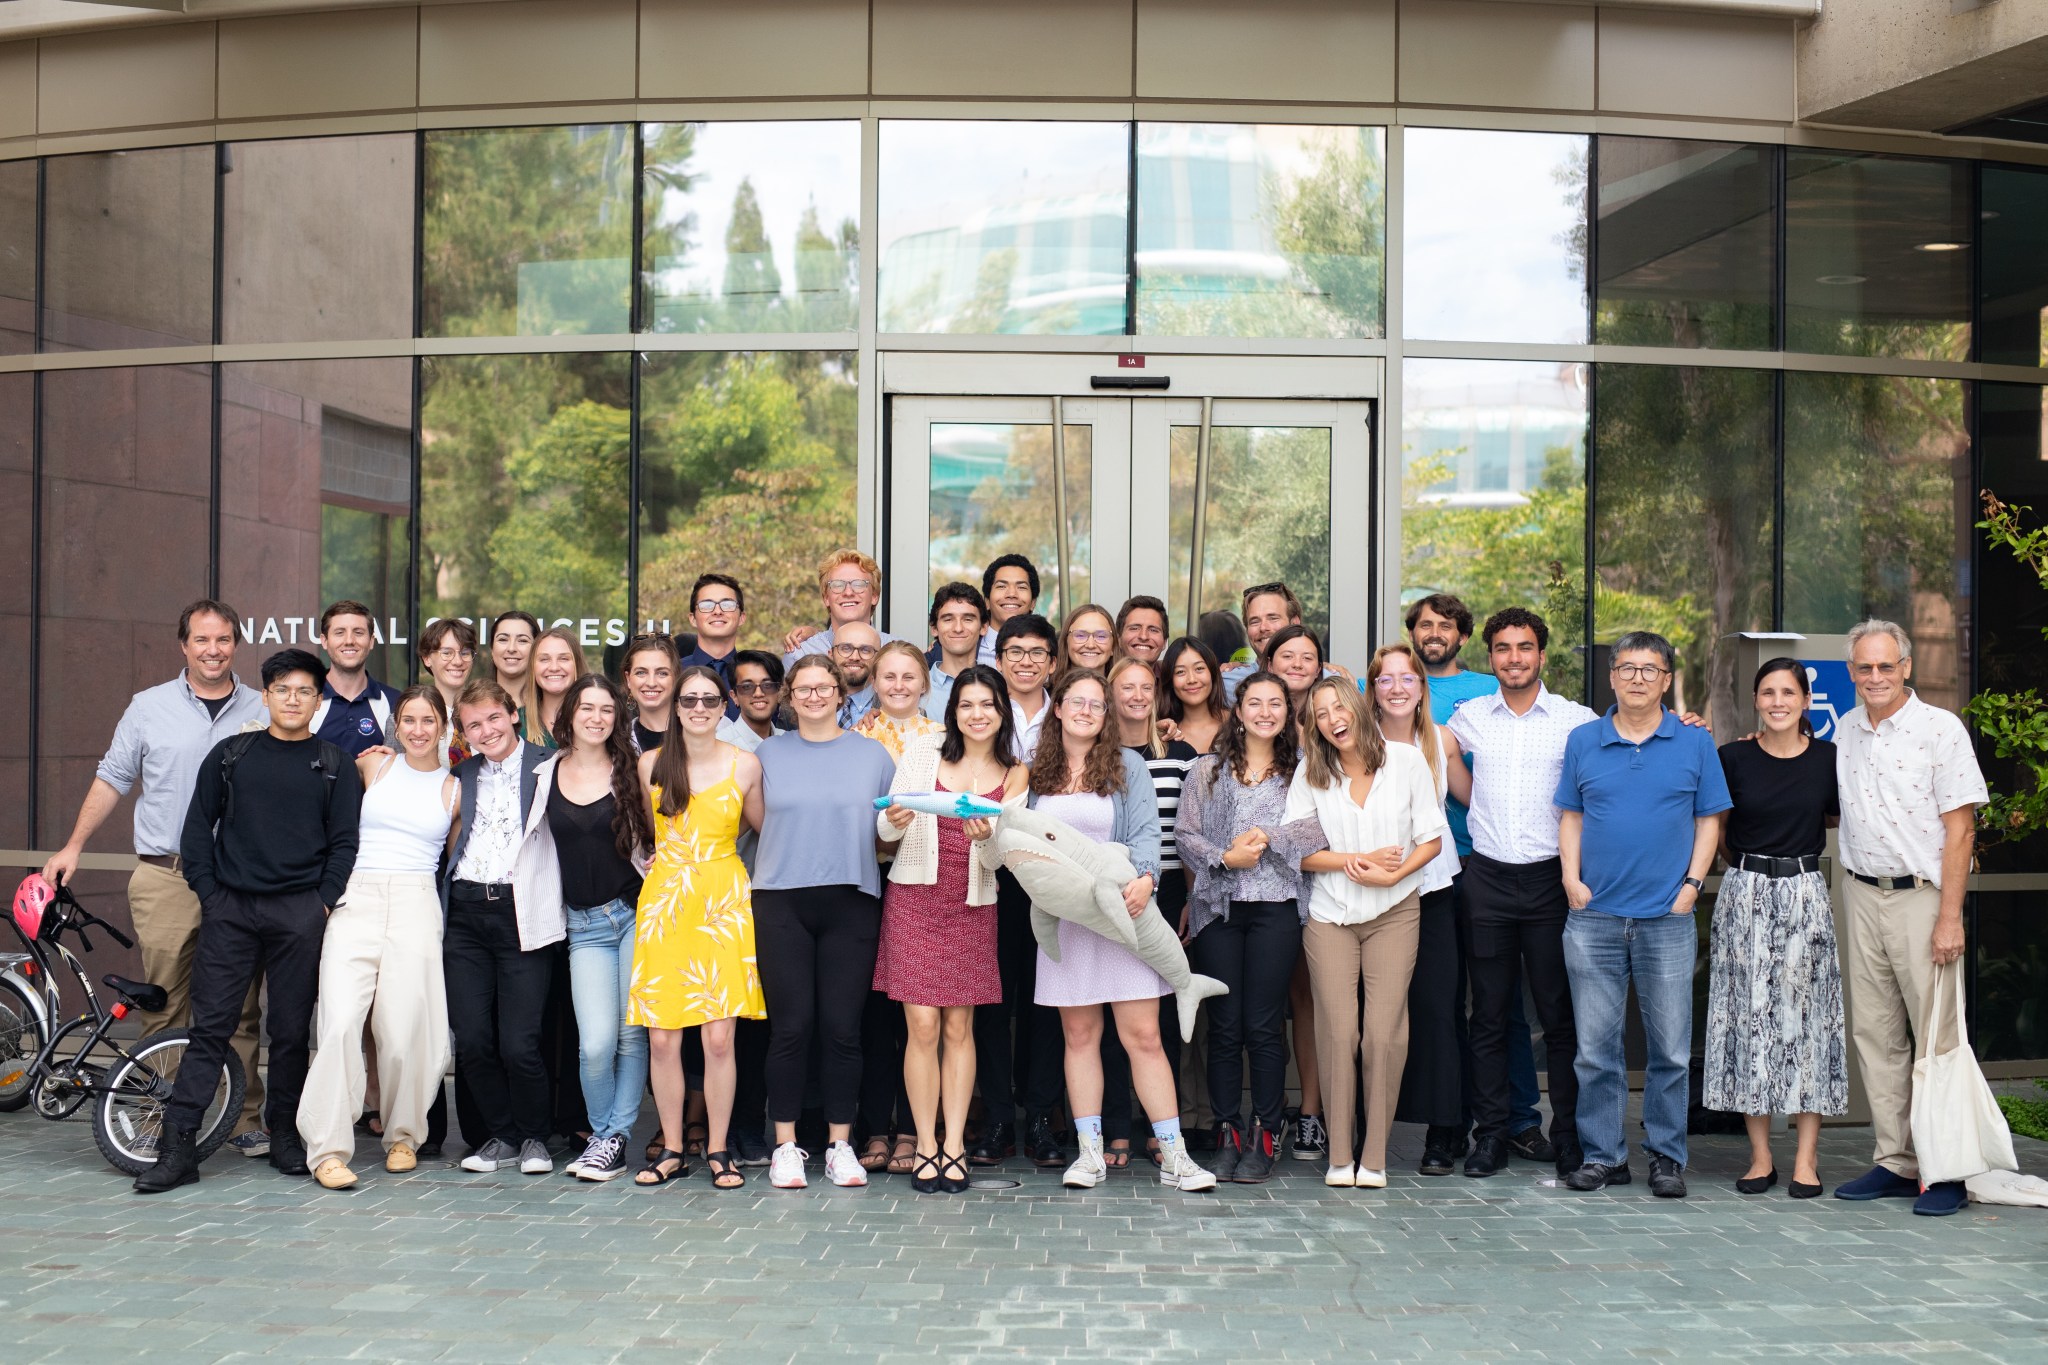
[11,871,57,942]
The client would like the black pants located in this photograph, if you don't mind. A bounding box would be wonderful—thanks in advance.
[1188,898,1301,1132]
[858,989,912,1141]
[755,886,881,1126]
[443,894,555,1145]
[544,946,589,1138]
[1460,853,1578,1147]
[425,1064,490,1150]
[166,887,324,1134]
[1395,886,1463,1127]
[974,869,1063,1127]
[732,1017,770,1136]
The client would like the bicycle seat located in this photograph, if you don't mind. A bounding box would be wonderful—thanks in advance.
[102,974,168,1014]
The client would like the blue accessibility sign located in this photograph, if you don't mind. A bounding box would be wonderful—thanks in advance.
[1801,659,1854,742]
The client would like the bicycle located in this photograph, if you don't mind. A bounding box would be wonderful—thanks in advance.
[4,874,245,1175]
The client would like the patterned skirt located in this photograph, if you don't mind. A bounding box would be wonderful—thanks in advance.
[1703,868,1848,1116]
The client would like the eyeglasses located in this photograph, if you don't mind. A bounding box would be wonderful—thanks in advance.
[428,647,474,662]
[1611,664,1669,681]
[1068,630,1112,646]
[790,684,838,700]
[732,679,776,695]
[267,684,319,701]
[1373,673,1421,689]
[1002,646,1052,663]
[1850,661,1902,678]
[831,644,878,660]
[676,694,724,710]
[694,598,740,614]
[825,577,873,594]
[1060,698,1106,716]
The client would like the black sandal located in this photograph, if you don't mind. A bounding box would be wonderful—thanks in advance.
[636,1148,688,1185]
[684,1121,709,1159]
[911,1152,944,1195]
[706,1151,746,1190]
[939,1152,971,1195]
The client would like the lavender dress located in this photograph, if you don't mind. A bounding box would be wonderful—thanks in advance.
[1030,790,1171,1008]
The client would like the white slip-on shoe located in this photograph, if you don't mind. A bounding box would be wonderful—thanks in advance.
[770,1142,810,1189]
[1325,1164,1358,1188]
[1063,1133,1107,1189]
[1354,1168,1388,1189]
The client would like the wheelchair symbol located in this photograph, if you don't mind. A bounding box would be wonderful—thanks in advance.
[1805,665,1845,741]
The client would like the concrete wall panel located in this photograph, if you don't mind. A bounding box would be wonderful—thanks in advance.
[1598,10,1796,123]
[0,42,35,142]
[1398,1,1593,111]
[640,0,868,99]
[218,10,419,121]
[873,0,1133,99]
[420,0,635,108]
[1136,0,1394,104]
[38,24,215,134]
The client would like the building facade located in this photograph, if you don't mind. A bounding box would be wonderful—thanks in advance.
[2,0,2046,1063]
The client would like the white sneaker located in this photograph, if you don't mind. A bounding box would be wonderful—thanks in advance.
[460,1138,517,1173]
[1325,1164,1357,1188]
[518,1139,553,1175]
[770,1142,809,1189]
[823,1140,869,1187]
[1063,1132,1107,1189]
[1354,1168,1388,1189]
[1159,1140,1217,1192]
[565,1135,605,1178]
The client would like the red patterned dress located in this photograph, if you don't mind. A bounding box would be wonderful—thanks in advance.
[873,779,1004,1007]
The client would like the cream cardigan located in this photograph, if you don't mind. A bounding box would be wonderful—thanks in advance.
[875,732,1020,905]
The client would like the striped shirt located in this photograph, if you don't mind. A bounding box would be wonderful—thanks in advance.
[1130,740,1197,873]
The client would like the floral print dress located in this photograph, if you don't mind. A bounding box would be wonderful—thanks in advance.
[627,761,767,1029]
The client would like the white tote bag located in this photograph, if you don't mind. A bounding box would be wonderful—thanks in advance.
[1909,962,2019,1185]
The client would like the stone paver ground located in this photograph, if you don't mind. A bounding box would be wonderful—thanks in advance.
[3,1103,2045,1364]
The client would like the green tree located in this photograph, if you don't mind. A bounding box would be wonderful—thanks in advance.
[721,178,782,329]
[793,202,858,331]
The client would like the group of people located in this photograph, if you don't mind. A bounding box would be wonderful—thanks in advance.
[44,546,1989,1215]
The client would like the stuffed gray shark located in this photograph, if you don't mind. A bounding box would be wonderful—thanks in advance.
[991,805,1227,1042]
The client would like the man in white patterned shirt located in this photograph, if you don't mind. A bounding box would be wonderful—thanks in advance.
[443,678,565,1178]
[1831,619,1988,1217]
[1446,607,1597,1179]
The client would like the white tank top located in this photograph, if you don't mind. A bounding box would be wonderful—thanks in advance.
[355,756,455,875]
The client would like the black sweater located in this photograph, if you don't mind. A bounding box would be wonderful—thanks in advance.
[180,732,362,907]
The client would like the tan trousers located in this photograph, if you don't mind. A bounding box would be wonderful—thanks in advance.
[128,860,266,1134]
[297,873,450,1171]
[1302,894,1421,1172]
[1841,877,1957,1179]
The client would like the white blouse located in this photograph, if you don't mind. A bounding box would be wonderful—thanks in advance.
[1282,743,1451,925]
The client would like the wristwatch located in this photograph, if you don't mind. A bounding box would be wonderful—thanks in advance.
[1681,877,1705,893]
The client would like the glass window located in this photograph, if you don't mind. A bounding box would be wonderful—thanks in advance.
[1981,164,2048,369]
[219,359,415,684]
[0,159,33,355]
[419,353,631,645]
[1401,358,1587,697]
[41,146,215,352]
[642,122,861,334]
[638,351,858,648]
[1784,150,1971,362]
[37,364,213,847]
[1135,123,1385,340]
[1168,422,1332,638]
[1591,364,1775,735]
[0,374,28,845]
[1972,382,2048,876]
[928,421,1092,621]
[878,120,1130,335]
[1783,371,1970,714]
[1595,137,1775,351]
[1972,891,2048,1061]
[222,135,416,344]
[421,126,634,338]
[1403,128,1588,345]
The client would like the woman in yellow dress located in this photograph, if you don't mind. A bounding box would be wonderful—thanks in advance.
[630,665,766,1190]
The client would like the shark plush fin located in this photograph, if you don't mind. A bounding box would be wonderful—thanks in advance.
[1090,882,1145,951]
[1030,906,1065,963]
[1174,973,1229,1043]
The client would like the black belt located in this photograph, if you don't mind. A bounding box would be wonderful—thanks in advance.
[1731,853,1822,879]
[1849,870,1924,891]
[449,879,515,903]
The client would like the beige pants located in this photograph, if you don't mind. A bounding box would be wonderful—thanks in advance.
[297,873,451,1170]
[1841,877,1958,1179]
[128,860,266,1134]
[1302,894,1421,1173]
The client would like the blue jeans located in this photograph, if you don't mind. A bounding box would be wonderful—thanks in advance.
[565,899,649,1140]
[1563,908,1695,1168]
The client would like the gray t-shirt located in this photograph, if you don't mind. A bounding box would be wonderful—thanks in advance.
[753,730,897,897]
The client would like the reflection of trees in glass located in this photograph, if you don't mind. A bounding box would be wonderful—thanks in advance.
[1594,365,1774,736]
[1138,127,1384,340]
[421,125,637,337]
[929,423,1091,621]
[1167,426,1331,637]
[638,352,857,646]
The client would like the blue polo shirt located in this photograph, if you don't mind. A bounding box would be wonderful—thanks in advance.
[315,676,401,756]
[1427,668,1498,859]
[1555,707,1731,919]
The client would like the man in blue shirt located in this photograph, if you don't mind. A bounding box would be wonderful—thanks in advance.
[1555,631,1729,1199]
[1407,593,1547,1174]
[313,600,401,757]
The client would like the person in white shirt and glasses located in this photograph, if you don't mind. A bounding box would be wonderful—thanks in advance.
[1830,619,1988,1218]
[1444,607,1596,1180]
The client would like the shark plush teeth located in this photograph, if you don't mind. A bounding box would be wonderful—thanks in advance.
[873,791,1008,820]
[990,805,1227,1042]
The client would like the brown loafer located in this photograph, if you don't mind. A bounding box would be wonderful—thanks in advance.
[314,1158,358,1190]
[384,1142,417,1173]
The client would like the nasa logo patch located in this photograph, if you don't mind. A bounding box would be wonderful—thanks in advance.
[358,716,377,736]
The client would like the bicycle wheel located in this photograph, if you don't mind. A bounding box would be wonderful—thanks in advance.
[0,975,45,1112]
[93,1029,245,1177]
[30,1015,99,1119]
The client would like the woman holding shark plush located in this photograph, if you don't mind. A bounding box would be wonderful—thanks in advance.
[875,664,1028,1192]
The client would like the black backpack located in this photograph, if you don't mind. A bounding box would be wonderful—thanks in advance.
[217,730,349,822]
